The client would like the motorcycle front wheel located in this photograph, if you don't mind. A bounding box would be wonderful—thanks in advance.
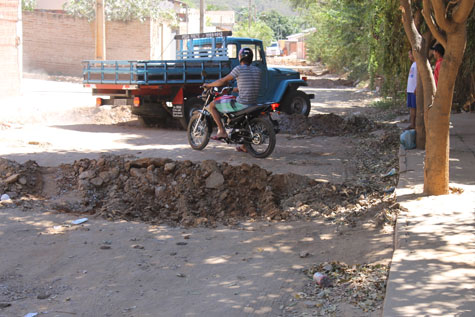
[244,117,276,158]
[187,113,211,150]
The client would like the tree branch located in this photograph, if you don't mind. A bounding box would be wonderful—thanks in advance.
[431,0,456,32]
[452,0,475,23]
[422,0,448,46]
[400,0,422,49]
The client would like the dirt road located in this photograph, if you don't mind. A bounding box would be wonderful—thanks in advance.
[0,77,399,317]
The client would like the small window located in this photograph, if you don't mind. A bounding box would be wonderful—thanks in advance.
[227,44,237,58]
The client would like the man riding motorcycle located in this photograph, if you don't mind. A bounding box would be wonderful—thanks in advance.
[203,47,262,151]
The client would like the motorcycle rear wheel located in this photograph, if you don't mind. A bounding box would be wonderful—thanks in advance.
[244,117,276,158]
[187,113,211,150]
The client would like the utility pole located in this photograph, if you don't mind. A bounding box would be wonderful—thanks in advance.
[95,0,106,60]
[248,0,251,31]
[200,0,205,33]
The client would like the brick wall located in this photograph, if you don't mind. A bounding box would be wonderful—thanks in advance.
[23,11,153,77]
[0,0,20,97]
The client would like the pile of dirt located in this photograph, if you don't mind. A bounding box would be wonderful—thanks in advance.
[51,157,282,226]
[46,155,397,228]
[341,127,401,191]
[1,153,400,228]
[0,158,42,200]
[278,113,381,136]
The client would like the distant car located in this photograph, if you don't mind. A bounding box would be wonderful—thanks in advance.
[266,42,282,57]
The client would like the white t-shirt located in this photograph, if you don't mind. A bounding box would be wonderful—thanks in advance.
[407,62,417,93]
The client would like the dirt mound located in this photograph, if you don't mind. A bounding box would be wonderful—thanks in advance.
[32,155,396,228]
[0,158,42,200]
[1,149,400,228]
[51,156,290,226]
[279,113,381,136]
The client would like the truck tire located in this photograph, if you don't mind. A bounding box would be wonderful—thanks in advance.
[281,90,311,116]
[180,97,205,130]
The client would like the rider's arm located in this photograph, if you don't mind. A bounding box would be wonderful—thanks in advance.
[204,73,234,88]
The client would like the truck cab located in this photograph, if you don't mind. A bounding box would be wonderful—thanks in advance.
[186,34,313,116]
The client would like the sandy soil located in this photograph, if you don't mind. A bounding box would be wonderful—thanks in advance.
[0,76,398,317]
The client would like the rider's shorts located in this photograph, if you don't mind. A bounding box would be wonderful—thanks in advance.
[215,95,247,113]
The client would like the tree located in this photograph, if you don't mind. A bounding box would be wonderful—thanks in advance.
[233,20,274,47]
[259,10,306,39]
[63,0,178,25]
[22,0,37,11]
[400,0,474,195]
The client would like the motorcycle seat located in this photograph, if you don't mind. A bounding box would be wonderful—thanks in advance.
[231,104,267,116]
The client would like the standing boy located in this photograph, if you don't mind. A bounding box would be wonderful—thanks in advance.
[406,50,417,130]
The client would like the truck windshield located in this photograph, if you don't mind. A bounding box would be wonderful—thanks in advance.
[240,44,262,62]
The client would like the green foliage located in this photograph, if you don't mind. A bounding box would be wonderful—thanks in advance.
[303,1,373,78]
[190,0,297,16]
[454,10,475,109]
[206,4,226,11]
[291,0,410,97]
[235,8,306,40]
[293,0,474,101]
[369,1,410,96]
[259,10,307,39]
[22,0,36,11]
[233,20,274,48]
[63,0,178,25]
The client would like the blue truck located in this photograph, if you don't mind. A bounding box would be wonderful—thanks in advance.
[83,31,314,129]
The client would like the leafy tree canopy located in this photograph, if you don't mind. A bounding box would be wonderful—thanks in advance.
[63,0,178,25]
[22,0,36,11]
[233,20,274,48]
[235,8,307,40]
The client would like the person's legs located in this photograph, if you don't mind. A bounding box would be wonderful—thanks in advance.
[406,93,416,130]
[209,101,227,138]
[410,107,416,129]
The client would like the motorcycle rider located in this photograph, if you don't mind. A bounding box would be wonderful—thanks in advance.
[203,47,262,149]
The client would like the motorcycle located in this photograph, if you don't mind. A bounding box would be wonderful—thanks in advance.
[187,86,280,158]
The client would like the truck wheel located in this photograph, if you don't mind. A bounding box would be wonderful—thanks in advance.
[185,97,204,122]
[282,90,311,116]
[179,97,204,130]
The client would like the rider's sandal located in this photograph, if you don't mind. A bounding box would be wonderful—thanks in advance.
[236,146,247,153]
[211,135,227,142]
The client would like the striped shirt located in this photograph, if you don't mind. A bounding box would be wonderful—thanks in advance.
[229,65,261,105]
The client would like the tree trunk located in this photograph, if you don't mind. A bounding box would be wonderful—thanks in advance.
[415,74,425,149]
[415,31,433,149]
[424,26,467,195]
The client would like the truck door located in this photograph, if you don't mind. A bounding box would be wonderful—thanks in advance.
[240,43,268,102]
